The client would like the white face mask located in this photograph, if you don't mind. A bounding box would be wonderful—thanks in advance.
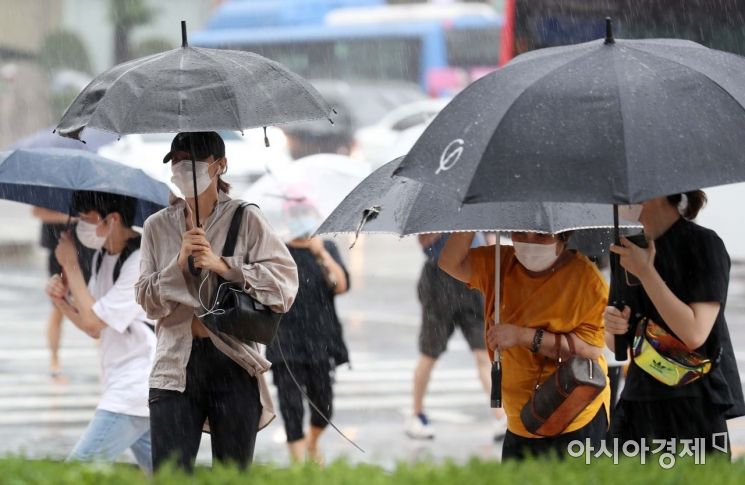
[513,241,560,273]
[618,204,643,223]
[76,219,107,250]
[171,160,218,198]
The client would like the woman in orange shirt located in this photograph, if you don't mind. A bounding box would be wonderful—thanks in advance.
[439,231,610,460]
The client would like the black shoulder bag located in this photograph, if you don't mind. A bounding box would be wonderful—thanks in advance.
[201,203,282,345]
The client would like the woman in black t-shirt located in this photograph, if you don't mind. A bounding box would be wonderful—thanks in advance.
[266,237,350,464]
[605,190,745,456]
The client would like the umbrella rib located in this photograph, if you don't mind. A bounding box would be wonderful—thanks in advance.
[87,51,174,134]
[609,49,632,202]
[208,49,330,126]
[623,44,745,122]
[463,50,595,202]
[191,48,243,130]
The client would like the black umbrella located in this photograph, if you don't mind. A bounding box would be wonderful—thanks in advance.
[394,21,745,206]
[55,21,332,274]
[318,157,635,241]
[395,19,745,359]
[317,157,638,407]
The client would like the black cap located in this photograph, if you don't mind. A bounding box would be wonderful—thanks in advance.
[162,131,225,163]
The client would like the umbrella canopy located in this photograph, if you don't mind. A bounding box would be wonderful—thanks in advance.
[7,126,117,152]
[394,28,745,205]
[55,23,332,141]
[0,148,170,226]
[243,154,370,241]
[318,157,636,243]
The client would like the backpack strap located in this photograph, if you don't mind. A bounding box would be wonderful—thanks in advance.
[94,236,142,283]
[113,236,142,282]
[222,202,259,258]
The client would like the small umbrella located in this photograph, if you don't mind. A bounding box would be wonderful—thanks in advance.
[243,154,370,241]
[0,148,170,226]
[55,21,332,231]
[318,157,633,239]
[317,157,638,407]
[395,20,745,206]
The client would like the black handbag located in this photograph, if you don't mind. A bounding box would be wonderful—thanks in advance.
[201,203,282,345]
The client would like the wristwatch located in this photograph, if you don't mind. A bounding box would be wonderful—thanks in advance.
[531,328,545,353]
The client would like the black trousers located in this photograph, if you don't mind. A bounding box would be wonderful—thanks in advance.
[502,407,608,461]
[272,360,333,442]
[610,397,730,457]
[149,338,262,471]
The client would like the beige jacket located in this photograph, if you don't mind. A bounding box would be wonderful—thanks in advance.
[135,192,298,430]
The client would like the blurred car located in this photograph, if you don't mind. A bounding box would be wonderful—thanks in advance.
[309,79,427,132]
[354,98,450,168]
[97,128,291,195]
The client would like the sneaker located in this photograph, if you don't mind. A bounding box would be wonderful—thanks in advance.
[406,413,435,440]
[493,417,508,442]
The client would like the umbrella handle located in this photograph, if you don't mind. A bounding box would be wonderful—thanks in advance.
[188,255,201,277]
[611,205,628,361]
[490,358,502,408]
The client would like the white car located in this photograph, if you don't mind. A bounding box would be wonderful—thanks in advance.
[354,98,450,169]
[97,128,291,196]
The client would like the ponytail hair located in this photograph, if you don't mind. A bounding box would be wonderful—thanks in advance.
[667,190,707,220]
[217,176,231,194]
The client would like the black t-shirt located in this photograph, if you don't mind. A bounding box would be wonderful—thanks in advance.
[612,218,745,418]
[266,241,349,366]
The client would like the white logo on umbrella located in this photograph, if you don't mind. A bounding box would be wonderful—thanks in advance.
[436,138,464,175]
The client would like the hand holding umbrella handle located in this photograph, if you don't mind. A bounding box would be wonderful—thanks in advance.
[490,354,502,408]
[188,255,201,277]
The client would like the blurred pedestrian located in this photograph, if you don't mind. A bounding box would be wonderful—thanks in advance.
[44,192,155,472]
[32,206,94,380]
[266,227,350,464]
[439,231,610,460]
[406,233,508,441]
[136,132,298,472]
[605,191,745,456]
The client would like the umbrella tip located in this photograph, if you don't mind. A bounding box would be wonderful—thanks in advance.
[181,20,188,47]
[605,17,615,45]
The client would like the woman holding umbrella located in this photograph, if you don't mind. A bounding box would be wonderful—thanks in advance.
[605,191,744,456]
[135,132,298,471]
[439,231,610,460]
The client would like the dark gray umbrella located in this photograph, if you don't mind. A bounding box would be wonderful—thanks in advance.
[55,21,331,275]
[318,156,637,407]
[394,22,745,205]
[55,23,331,142]
[318,157,636,250]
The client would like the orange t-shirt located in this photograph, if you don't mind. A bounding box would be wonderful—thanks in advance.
[468,245,610,438]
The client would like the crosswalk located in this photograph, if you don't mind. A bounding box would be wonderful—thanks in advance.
[0,348,489,428]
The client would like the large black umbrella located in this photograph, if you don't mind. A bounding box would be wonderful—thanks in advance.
[394,22,745,206]
[395,21,745,359]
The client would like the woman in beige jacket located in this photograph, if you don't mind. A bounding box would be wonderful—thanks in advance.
[136,132,298,471]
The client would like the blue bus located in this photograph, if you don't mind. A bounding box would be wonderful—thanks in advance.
[193,2,503,97]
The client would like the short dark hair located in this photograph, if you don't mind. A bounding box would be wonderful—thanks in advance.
[667,190,707,220]
[71,191,137,228]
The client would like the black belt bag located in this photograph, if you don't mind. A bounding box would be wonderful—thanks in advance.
[201,203,281,345]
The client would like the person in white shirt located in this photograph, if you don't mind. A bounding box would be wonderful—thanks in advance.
[45,191,156,473]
